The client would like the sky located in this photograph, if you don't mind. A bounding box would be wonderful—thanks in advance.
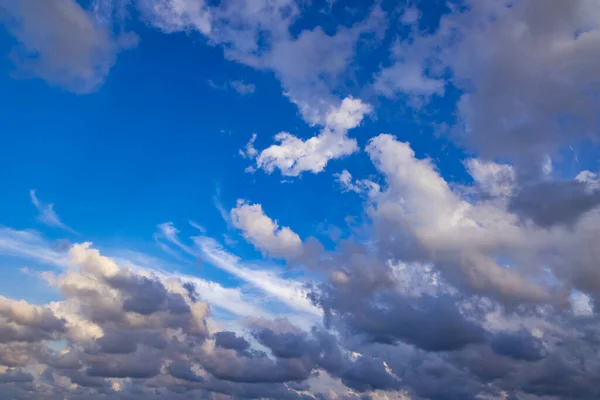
[0,0,600,399]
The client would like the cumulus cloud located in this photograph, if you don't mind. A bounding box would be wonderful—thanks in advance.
[2,217,600,399]
[252,96,372,176]
[230,200,303,258]
[0,243,405,399]
[0,0,136,93]
[378,0,600,171]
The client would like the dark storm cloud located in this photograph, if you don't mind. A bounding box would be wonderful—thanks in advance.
[508,180,600,228]
[0,369,34,383]
[315,281,486,351]
[167,361,205,383]
[107,273,190,316]
[490,330,547,362]
[214,331,250,353]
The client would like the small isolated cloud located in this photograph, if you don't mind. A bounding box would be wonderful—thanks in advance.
[230,200,303,259]
[208,79,256,95]
[29,190,75,233]
[251,96,372,177]
[334,169,380,197]
[229,80,256,95]
[239,133,258,159]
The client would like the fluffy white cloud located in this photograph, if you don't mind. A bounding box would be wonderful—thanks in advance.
[335,170,361,193]
[365,134,554,304]
[465,159,516,198]
[137,0,212,34]
[252,97,372,176]
[230,200,303,258]
[334,169,380,197]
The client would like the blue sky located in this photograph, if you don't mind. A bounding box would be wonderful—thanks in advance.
[1,0,600,399]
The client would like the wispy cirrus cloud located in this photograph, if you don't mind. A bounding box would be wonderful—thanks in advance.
[0,225,271,319]
[29,190,77,234]
[207,79,256,95]
[154,222,320,316]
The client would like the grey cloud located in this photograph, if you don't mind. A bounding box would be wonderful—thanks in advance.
[339,356,400,392]
[107,273,190,316]
[0,369,33,383]
[315,278,486,351]
[0,297,65,343]
[167,361,204,383]
[63,370,110,388]
[508,180,600,228]
[490,330,547,362]
[253,329,313,359]
[3,241,600,399]
[214,331,250,353]
[442,0,600,160]
[200,347,313,383]
[198,379,311,400]
[0,0,136,93]
[94,327,139,354]
[86,351,163,379]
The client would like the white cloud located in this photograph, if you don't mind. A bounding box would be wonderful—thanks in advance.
[137,0,211,34]
[29,190,75,233]
[141,0,384,126]
[154,222,318,315]
[239,133,258,159]
[0,227,68,268]
[208,79,256,95]
[366,134,553,304]
[2,0,136,93]
[136,265,273,319]
[188,220,207,234]
[230,200,303,258]
[324,96,374,133]
[0,225,271,319]
[154,222,195,257]
[576,170,600,191]
[229,80,255,94]
[335,170,361,193]
[194,236,320,316]
[334,169,380,197]
[465,159,516,197]
[253,96,372,176]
